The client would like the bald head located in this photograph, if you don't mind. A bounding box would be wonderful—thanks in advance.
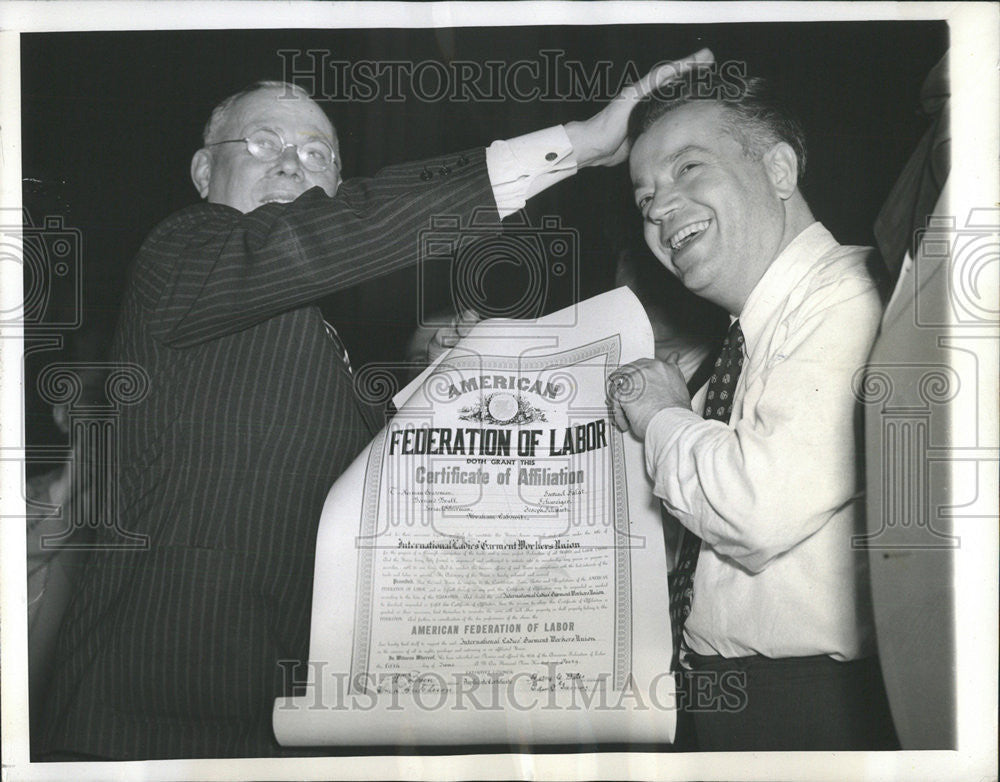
[191,82,341,213]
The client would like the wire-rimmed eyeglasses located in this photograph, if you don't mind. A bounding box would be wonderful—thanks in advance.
[206,128,337,173]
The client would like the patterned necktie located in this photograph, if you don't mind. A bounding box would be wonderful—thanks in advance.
[322,318,353,375]
[668,319,745,671]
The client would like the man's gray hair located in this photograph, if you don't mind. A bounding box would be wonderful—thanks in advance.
[202,81,314,145]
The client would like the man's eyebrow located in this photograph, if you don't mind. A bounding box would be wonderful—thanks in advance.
[239,122,272,135]
[664,144,711,164]
[632,144,711,191]
[242,122,332,143]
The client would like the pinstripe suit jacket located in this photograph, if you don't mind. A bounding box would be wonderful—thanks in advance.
[41,148,496,759]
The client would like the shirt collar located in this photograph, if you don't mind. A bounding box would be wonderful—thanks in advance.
[737,221,837,356]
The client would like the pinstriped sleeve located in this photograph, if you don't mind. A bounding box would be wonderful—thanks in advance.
[138,148,496,348]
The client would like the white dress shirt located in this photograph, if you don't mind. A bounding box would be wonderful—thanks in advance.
[486,126,576,217]
[644,222,884,661]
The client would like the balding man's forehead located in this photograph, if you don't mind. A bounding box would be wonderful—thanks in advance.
[227,87,337,144]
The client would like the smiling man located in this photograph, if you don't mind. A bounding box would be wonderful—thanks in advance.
[609,73,898,750]
[39,56,714,761]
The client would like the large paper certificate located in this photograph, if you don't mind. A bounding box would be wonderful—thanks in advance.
[274,288,676,745]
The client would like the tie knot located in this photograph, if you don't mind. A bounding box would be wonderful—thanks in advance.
[718,320,745,367]
[726,319,744,349]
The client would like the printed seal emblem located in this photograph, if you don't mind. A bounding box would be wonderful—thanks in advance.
[459,392,548,425]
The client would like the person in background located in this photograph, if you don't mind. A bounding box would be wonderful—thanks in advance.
[26,362,104,741]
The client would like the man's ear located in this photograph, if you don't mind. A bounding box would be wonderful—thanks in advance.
[191,149,212,200]
[764,142,798,200]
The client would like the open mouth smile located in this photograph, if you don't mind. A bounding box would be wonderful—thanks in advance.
[668,219,711,253]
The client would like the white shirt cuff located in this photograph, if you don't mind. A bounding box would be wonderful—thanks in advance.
[486,125,577,218]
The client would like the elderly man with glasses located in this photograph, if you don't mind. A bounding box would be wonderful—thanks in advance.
[40,55,709,761]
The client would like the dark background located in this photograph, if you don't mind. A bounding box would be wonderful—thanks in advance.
[21,22,948,457]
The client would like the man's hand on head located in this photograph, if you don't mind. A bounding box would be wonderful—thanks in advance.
[565,48,714,169]
[607,358,691,439]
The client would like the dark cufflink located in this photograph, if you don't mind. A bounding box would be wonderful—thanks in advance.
[420,168,433,181]
[545,152,558,162]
